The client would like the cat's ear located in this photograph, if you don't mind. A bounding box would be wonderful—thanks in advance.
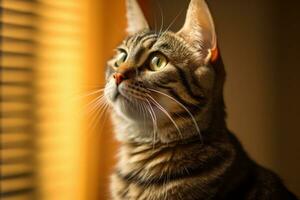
[177,0,218,63]
[126,0,149,35]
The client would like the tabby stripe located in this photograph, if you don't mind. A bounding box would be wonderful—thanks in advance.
[131,144,175,162]
[126,35,135,46]
[127,33,156,51]
[139,33,157,45]
[127,34,141,47]
[156,42,172,51]
[153,82,201,110]
[132,34,144,46]
[155,75,178,85]
[116,185,129,199]
[143,37,158,49]
[135,189,145,200]
[116,148,229,187]
[168,89,203,111]
[173,65,205,101]
[172,108,202,121]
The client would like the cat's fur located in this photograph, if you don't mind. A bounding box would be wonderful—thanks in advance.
[104,0,298,199]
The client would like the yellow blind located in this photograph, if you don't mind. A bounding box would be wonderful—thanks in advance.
[1,0,37,199]
[35,0,86,199]
[1,0,87,199]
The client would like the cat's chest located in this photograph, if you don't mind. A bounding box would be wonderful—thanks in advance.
[111,173,159,200]
[110,172,216,200]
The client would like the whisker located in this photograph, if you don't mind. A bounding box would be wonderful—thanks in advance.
[162,8,184,35]
[140,100,150,132]
[84,86,113,133]
[81,88,105,98]
[146,99,158,145]
[85,95,105,115]
[142,102,154,140]
[156,0,164,37]
[154,10,158,33]
[87,100,109,133]
[73,88,105,101]
[97,103,110,134]
[143,98,158,147]
[82,85,113,115]
[146,94,183,139]
[147,88,203,144]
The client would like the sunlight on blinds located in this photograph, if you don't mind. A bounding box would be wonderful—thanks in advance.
[35,0,86,200]
[1,0,37,199]
[1,0,87,199]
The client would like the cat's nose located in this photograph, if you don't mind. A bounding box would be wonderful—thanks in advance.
[113,73,125,85]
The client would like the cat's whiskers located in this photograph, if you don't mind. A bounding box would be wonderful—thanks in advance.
[87,102,103,130]
[85,95,105,114]
[78,88,105,99]
[141,101,155,143]
[147,88,203,144]
[161,8,184,36]
[139,102,147,128]
[81,85,113,113]
[86,97,107,132]
[98,103,110,133]
[143,98,158,148]
[84,86,112,115]
[146,93,183,139]
[156,1,164,37]
[154,11,158,34]
[84,86,113,133]
[118,90,155,140]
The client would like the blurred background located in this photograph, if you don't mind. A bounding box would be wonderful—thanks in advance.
[1,0,299,199]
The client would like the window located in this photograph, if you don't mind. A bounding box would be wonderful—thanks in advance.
[1,0,86,199]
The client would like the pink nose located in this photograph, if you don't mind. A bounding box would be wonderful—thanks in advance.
[113,73,125,85]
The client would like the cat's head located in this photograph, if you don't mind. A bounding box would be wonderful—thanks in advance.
[104,0,226,143]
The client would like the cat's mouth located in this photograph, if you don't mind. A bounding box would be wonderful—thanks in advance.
[111,89,120,102]
[112,81,149,102]
[113,92,149,121]
[118,87,148,103]
[111,86,144,103]
[108,82,156,120]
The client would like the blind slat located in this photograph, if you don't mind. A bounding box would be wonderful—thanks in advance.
[1,0,86,199]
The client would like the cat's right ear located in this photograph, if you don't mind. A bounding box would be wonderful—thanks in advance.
[177,0,218,64]
[126,0,149,35]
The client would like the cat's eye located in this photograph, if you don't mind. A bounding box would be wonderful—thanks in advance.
[149,54,168,71]
[115,51,127,67]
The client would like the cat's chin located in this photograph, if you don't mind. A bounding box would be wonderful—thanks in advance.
[113,95,152,122]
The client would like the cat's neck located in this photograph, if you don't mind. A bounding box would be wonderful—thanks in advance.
[112,105,228,144]
[116,128,230,181]
[114,128,251,199]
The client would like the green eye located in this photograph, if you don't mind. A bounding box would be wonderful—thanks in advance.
[115,51,127,67]
[150,54,167,71]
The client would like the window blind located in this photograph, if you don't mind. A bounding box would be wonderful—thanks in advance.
[1,0,37,199]
[1,0,86,199]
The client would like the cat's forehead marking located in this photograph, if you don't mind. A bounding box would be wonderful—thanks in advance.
[125,31,178,52]
[119,31,158,65]
[125,31,157,49]
[118,31,192,67]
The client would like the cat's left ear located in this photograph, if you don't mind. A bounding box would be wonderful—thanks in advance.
[126,0,149,35]
[177,0,218,64]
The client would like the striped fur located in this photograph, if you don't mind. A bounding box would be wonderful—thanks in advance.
[104,0,297,199]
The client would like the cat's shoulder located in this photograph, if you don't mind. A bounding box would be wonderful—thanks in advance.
[246,166,298,200]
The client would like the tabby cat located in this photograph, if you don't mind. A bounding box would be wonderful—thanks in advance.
[104,0,298,199]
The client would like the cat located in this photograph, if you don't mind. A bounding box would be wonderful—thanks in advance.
[104,0,298,199]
